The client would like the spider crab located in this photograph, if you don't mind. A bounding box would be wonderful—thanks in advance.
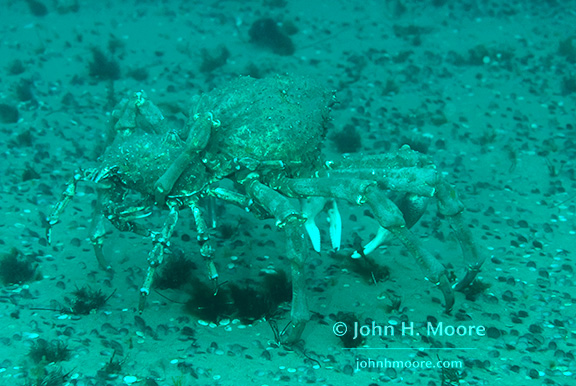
[47,74,484,343]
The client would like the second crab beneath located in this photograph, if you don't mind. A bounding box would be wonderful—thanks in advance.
[47,74,484,344]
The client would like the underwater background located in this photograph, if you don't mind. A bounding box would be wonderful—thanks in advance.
[0,0,575,385]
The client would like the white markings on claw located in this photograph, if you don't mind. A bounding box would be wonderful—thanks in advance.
[305,219,322,253]
[352,226,392,259]
[302,198,342,252]
[327,200,341,251]
[302,197,327,252]
[351,251,362,259]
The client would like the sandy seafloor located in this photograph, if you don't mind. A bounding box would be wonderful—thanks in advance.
[1,0,576,385]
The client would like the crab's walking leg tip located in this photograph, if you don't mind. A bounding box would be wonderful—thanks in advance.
[282,321,307,346]
[437,275,455,313]
[453,262,484,292]
[138,288,149,313]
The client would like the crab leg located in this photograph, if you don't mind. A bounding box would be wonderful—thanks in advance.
[283,221,309,344]
[323,167,437,197]
[364,188,454,311]
[330,144,434,169]
[46,170,91,243]
[353,193,431,258]
[244,177,306,227]
[188,199,218,287]
[104,203,153,236]
[138,202,179,312]
[208,187,251,208]
[154,112,219,204]
[113,91,168,136]
[435,179,485,290]
[89,191,111,271]
[47,167,121,271]
[279,177,455,311]
[243,178,309,344]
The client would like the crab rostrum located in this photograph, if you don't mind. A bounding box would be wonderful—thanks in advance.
[47,75,484,344]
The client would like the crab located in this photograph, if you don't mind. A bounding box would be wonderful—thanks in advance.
[46,74,484,344]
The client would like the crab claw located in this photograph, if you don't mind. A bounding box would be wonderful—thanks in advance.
[302,198,342,253]
[304,220,322,253]
[326,200,342,251]
[302,197,326,252]
[351,226,392,259]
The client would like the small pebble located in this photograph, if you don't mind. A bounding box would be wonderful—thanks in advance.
[487,350,500,358]
[123,375,138,384]
[529,324,542,334]
[486,327,501,339]
[342,364,354,376]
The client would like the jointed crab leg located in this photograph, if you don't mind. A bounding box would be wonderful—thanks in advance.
[46,170,90,244]
[243,177,309,344]
[324,167,437,197]
[154,112,219,204]
[364,188,455,311]
[283,222,309,344]
[113,91,168,136]
[188,199,218,286]
[138,202,179,312]
[279,177,456,311]
[244,177,306,227]
[103,203,152,236]
[207,187,251,208]
[353,193,431,258]
[435,180,485,290]
[47,168,122,271]
[89,190,112,271]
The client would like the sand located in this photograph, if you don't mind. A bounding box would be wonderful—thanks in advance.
[0,0,575,385]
